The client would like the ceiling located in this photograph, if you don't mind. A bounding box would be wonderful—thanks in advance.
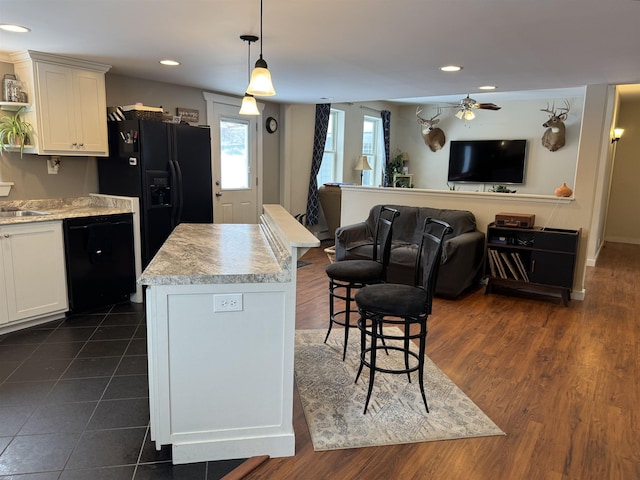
[2,0,640,105]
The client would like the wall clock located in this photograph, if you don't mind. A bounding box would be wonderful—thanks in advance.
[266,116,278,133]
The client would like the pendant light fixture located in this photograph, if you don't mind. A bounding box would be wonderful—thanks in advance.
[239,35,260,115]
[246,0,276,97]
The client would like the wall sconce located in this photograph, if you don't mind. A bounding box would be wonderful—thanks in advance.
[354,155,372,184]
[612,128,624,143]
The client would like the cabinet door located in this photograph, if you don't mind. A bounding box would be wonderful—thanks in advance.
[1,222,68,322]
[529,251,575,288]
[74,69,108,155]
[34,62,77,152]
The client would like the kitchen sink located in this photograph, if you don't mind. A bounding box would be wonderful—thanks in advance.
[0,210,51,217]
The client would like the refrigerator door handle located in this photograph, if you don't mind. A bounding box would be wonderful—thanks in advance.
[168,160,179,228]
[173,159,184,224]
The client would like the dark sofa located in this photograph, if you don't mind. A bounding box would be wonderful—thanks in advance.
[334,204,485,298]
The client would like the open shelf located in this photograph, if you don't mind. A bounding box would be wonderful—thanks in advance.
[0,102,30,112]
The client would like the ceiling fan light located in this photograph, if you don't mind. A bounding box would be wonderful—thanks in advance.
[455,109,464,120]
[246,57,276,96]
[239,94,260,115]
[464,110,475,120]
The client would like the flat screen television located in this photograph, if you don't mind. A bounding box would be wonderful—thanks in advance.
[448,139,527,184]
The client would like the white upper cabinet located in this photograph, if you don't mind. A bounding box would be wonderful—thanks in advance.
[10,50,111,157]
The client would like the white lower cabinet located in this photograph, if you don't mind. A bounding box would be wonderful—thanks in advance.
[0,221,68,326]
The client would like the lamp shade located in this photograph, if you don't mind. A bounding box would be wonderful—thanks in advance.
[355,155,372,171]
[613,128,624,140]
[247,57,276,96]
[239,94,260,115]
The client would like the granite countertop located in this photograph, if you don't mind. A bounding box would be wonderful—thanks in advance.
[138,223,291,286]
[0,195,133,225]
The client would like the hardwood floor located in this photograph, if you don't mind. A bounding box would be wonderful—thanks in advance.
[247,241,639,480]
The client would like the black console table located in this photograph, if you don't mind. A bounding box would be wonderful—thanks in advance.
[484,223,580,306]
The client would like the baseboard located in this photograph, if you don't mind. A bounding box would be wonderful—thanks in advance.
[571,289,585,301]
[604,236,640,245]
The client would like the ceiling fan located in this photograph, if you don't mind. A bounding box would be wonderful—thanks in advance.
[447,94,501,120]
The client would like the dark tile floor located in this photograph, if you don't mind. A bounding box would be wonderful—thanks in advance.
[0,302,245,479]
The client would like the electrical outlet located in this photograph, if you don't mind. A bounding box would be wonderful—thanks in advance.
[213,294,243,312]
[47,156,60,174]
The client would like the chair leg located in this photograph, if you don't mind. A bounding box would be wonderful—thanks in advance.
[417,321,429,413]
[363,318,378,414]
[324,279,335,344]
[403,320,412,384]
[342,284,352,361]
[355,314,366,384]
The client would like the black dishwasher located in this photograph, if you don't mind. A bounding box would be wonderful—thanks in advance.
[63,213,136,313]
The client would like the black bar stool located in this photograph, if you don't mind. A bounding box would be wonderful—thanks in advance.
[354,218,452,414]
[324,206,400,360]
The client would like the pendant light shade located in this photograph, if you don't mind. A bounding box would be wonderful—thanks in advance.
[239,94,260,115]
[246,0,276,97]
[247,57,276,96]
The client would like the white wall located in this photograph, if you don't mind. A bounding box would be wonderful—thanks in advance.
[605,98,640,244]
[280,92,587,219]
[396,95,584,195]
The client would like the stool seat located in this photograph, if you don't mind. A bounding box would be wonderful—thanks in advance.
[326,260,384,284]
[355,283,427,318]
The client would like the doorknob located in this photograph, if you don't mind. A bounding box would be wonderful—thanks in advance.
[215,192,223,197]
[215,180,221,186]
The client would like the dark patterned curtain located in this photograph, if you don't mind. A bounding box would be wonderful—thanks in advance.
[381,110,391,186]
[305,103,331,226]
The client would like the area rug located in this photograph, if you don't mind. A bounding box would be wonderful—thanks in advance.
[294,328,505,451]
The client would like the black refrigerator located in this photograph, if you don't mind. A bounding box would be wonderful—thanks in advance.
[98,119,213,267]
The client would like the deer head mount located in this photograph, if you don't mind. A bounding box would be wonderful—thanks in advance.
[541,100,570,152]
[416,107,446,152]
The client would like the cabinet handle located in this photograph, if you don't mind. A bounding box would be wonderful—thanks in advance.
[71,142,77,147]
[3,234,9,238]
[531,260,535,273]
[78,143,84,147]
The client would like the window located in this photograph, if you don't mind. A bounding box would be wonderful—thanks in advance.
[316,109,344,186]
[220,118,250,189]
[361,116,384,186]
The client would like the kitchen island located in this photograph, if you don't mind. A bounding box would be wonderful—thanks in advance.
[138,204,319,464]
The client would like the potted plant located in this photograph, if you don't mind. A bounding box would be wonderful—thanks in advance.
[385,148,406,186]
[489,184,517,194]
[0,107,33,158]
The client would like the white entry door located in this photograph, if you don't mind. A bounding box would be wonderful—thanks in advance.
[205,94,263,224]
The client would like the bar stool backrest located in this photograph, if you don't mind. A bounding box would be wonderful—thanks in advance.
[414,218,453,313]
[372,206,401,279]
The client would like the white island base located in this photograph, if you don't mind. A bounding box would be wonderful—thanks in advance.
[139,205,319,464]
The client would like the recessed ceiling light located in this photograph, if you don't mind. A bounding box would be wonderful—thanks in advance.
[478,85,497,90]
[0,24,31,33]
[440,65,462,72]
[160,59,180,66]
